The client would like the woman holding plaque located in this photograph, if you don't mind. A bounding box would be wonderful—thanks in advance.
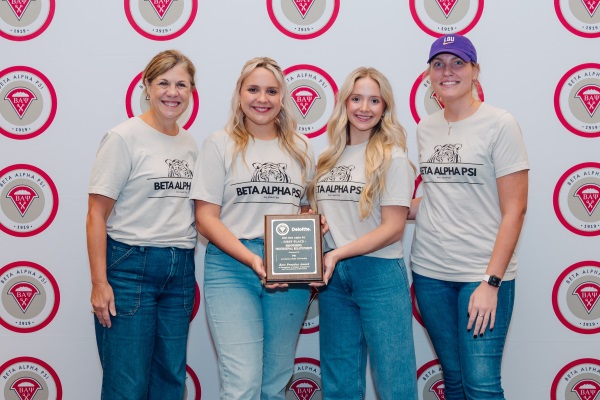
[410,34,529,399]
[307,67,417,399]
[190,57,315,399]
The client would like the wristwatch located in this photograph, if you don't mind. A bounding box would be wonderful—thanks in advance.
[483,274,502,288]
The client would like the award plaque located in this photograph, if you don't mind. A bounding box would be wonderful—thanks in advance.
[264,214,323,284]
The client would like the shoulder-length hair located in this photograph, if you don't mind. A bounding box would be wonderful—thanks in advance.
[225,57,310,181]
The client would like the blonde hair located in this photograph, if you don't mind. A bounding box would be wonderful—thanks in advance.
[308,67,412,219]
[142,49,196,88]
[225,57,311,181]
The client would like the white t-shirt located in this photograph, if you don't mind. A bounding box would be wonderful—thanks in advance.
[88,117,198,249]
[315,141,415,259]
[410,103,529,282]
[190,130,315,240]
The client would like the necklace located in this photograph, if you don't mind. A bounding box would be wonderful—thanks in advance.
[443,100,479,135]
[446,120,454,135]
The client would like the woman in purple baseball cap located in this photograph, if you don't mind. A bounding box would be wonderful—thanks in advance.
[409,34,530,399]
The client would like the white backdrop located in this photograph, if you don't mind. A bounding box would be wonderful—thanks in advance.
[1,1,599,399]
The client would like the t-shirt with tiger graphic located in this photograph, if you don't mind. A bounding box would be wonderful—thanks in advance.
[315,141,415,260]
[190,130,315,240]
[411,102,529,282]
[88,117,198,249]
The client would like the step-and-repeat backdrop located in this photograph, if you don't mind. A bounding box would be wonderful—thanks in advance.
[1,1,599,399]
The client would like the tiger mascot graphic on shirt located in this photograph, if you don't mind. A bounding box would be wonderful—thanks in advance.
[251,162,290,182]
[321,165,355,182]
[166,159,193,178]
[427,144,462,163]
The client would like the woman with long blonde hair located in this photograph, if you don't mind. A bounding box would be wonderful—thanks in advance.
[190,57,315,399]
[307,67,417,399]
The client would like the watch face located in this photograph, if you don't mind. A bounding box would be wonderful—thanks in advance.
[488,275,502,287]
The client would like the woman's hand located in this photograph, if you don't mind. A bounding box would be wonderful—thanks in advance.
[321,250,340,285]
[91,281,116,328]
[467,282,499,337]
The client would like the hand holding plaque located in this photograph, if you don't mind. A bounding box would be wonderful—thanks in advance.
[264,214,323,284]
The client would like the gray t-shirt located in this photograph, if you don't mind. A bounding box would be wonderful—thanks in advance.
[315,141,415,259]
[88,117,198,249]
[411,103,529,282]
[190,130,315,240]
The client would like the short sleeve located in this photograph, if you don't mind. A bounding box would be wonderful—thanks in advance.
[491,112,530,178]
[380,149,415,207]
[189,133,227,205]
[88,132,131,200]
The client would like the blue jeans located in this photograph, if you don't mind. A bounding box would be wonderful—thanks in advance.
[412,272,515,400]
[318,256,417,400]
[95,236,196,400]
[204,239,311,400]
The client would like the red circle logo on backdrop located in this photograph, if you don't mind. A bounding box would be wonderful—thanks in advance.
[0,0,54,41]
[0,261,60,333]
[125,71,199,130]
[284,64,337,138]
[0,356,62,400]
[553,162,600,236]
[0,66,58,140]
[409,71,484,124]
[267,0,339,40]
[554,63,600,138]
[0,164,59,237]
[553,260,600,334]
[286,357,322,400]
[417,359,445,400]
[551,358,600,400]
[190,283,200,321]
[184,365,201,400]
[409,0,483,37]
[125,0,197,41]
[301,287,319,334]
[555,0,600,38]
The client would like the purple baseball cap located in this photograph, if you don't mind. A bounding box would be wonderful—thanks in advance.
[427,34,477,64]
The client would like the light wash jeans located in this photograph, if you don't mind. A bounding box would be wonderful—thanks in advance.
[95,236,196,400]
[412,272,515,400]
[203,239,311,400]
[318,256,417,400]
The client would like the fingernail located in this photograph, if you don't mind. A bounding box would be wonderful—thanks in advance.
[473,335,477,339]
[479,333,483,337]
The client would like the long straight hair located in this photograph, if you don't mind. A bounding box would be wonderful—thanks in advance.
[308,67,412,219]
